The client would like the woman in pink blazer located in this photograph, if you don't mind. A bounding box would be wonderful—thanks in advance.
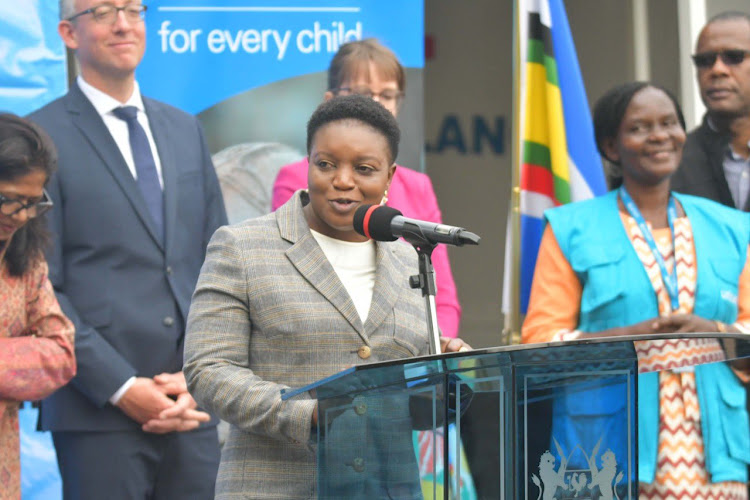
[272,39,461,337]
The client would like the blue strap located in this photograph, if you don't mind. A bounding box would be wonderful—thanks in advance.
[619,186,679,311]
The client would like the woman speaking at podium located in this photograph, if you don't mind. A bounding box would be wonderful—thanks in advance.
[272,38,462,339]
[184,95,468,499]
[523,82,750,498]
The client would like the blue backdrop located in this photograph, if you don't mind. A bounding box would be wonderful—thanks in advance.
[0,1,67,115]
[138,0,423,113]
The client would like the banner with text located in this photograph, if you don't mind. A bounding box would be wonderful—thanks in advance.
[138,0,425,204]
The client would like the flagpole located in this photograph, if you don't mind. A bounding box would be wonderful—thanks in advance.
[504,0,523,345]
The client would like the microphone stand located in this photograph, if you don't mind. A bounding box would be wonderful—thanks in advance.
[406,239,441,356]
[354,204,478,354]
[405,239,450,500]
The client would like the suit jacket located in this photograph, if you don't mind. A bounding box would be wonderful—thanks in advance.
[27,82,227,431]
[272,158,462,337]
[184,192,430,499]
[672,114,744,210]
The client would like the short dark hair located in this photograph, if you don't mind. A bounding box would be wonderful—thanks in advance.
[706,11,750,27]
[592,82,685,189]
[306,94,400,163]
[0,113,57,276]
[328,38,406,93]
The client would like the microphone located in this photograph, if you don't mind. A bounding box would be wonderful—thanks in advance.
[353,204,481,247]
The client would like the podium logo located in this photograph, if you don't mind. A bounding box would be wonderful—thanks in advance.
[530,437,624,500]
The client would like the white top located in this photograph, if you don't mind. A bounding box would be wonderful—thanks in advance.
[310,230,377,323]
[77,75,164,189]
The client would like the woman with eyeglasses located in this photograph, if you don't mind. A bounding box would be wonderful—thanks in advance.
[271,38,462,339]
[0,113,76,498]
[522,82,750,499]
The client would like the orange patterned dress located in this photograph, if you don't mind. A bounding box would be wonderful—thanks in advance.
[0,244,75,500]
[523,213,750,499]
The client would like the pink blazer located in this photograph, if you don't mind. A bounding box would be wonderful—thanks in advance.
[272,158,461,337]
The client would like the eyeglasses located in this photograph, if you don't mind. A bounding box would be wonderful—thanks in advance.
[0,189,53,218]
[67,3,147,25]
[334,87,405,105]
[691,49,750,69]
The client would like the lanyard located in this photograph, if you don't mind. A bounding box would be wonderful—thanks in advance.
[619,186,680,311]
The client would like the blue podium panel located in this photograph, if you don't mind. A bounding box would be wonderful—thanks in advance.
[282,333,750,500]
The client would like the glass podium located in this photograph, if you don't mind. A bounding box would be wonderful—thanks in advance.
[281,333,750,499]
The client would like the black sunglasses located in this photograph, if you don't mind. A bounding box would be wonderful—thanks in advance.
[691,49,750,69]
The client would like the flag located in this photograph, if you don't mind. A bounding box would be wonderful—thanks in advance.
[504,0,607,325]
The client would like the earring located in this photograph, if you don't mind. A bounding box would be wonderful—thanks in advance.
[380,189,389,206]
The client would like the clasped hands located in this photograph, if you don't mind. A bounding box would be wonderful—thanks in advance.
[648,313,720,334]
[596,314,727,339]
[115,372,210,434]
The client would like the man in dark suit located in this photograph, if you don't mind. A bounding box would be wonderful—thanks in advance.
[672,11,750,210]
[671,10,750,492]
[28,0,227,498]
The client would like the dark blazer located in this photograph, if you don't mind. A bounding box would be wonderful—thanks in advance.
[28,82,227,431]
[671,115,742,210]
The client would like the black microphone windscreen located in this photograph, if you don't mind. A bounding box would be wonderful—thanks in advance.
[368,205,402,241]
[353,204,401,241]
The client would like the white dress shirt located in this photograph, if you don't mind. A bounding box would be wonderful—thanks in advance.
[724,142,750,210]
[77,75,164,188]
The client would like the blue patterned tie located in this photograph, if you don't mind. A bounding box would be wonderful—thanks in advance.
[112,106,164,241]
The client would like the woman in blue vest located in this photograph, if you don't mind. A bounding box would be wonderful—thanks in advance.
[523,82,750,499]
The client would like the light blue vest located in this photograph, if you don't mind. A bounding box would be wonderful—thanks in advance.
[546,190,750,483]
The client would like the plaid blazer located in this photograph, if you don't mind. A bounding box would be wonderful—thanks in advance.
[184,192,430,499]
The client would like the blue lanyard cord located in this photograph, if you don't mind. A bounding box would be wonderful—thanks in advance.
[619,186,680,312]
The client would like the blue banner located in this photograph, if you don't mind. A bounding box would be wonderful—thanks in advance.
[138,0,426,209]
[0,1,67,116]
[138,0,424,114]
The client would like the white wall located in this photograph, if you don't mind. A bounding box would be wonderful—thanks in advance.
[424,0,512,348]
